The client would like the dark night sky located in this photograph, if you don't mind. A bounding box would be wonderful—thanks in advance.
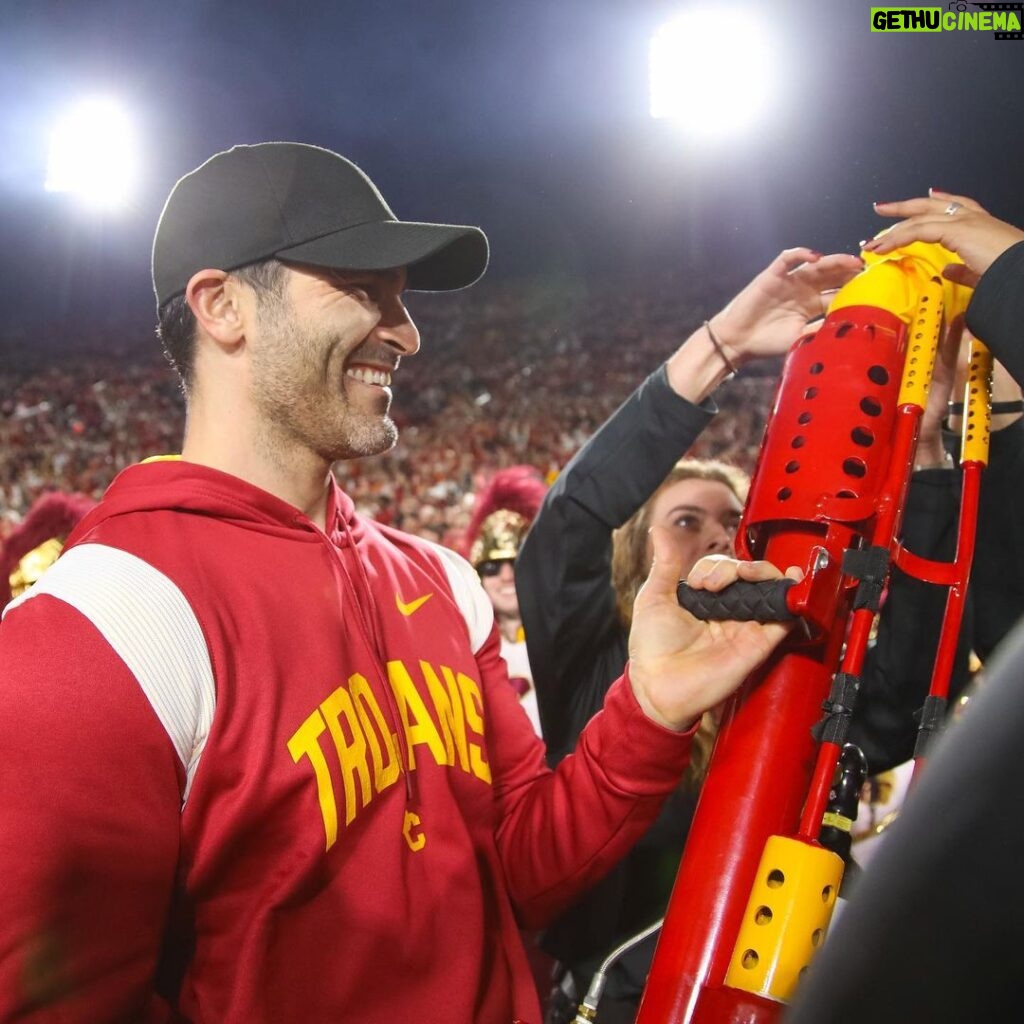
[1,0,1022,335]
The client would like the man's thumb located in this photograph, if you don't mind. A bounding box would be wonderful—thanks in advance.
[641,525,686,602]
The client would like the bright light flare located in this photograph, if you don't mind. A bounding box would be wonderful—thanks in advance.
[45,97,139,208]
[650,9,774,139]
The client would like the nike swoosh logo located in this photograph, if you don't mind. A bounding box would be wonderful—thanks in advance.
[396,592,434,616]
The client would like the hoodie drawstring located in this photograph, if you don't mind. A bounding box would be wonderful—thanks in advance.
[329,515,414,802]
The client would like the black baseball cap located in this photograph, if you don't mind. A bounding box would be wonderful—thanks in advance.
[152,142,489,307]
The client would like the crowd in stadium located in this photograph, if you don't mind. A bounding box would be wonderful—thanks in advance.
[0,275,779,547]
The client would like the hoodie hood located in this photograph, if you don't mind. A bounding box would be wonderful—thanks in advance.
[67,460,365,549]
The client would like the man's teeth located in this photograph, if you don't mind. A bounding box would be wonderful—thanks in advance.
[345,367,392,387]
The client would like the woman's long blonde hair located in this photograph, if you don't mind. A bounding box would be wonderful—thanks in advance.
[611,457,749,785]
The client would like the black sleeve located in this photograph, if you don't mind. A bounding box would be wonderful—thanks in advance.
[971,417,1024,659]
[965,239,1024,388]
[516,364,715,759]
[962,244,1024,652]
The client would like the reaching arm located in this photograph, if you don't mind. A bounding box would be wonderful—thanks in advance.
[518,248,862,754]
[493,542,798,927]
[691,248,864,382]
[517,367,714,755]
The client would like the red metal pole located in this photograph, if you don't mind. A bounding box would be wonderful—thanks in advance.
[636,249,980,1023]
[639,306,910,1024]
[638,612,843,1023]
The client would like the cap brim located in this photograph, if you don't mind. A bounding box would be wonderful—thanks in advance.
[276,220,488,292]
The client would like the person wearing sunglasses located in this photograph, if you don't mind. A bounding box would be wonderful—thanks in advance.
[465,465,548,736]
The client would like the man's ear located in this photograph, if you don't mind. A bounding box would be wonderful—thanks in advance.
[185,269,245,348]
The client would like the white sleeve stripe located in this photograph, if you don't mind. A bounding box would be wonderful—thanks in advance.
[4,543,215,800]
[427,542,495,654]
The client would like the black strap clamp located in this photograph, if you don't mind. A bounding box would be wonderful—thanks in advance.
[842,546,891,612]
[812,672,860,745]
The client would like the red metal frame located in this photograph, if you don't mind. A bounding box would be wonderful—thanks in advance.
[636,253,986,1023]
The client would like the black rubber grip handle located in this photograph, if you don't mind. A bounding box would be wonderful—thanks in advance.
[676,578,797,623]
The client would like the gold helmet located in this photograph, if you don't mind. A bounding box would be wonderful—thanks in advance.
[463,466,547,572]
[469,509,529,569]
[9,537,64,598]
[1,492,96,605]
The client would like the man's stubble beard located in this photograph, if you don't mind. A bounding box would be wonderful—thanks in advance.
[250,304,399,465]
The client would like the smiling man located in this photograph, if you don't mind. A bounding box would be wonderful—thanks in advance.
[0,142,797,1024]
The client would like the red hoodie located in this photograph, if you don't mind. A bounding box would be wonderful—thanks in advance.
[0,460,694,1024]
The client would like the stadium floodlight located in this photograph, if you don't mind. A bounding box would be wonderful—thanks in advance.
[649,8,774,139]
[45,96,139,208]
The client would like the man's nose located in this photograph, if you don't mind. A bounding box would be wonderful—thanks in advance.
[376,312,420,357]
[374,275,420,356]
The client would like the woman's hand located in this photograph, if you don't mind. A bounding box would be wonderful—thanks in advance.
[709,248,864,367]
[867,190,1024,288]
